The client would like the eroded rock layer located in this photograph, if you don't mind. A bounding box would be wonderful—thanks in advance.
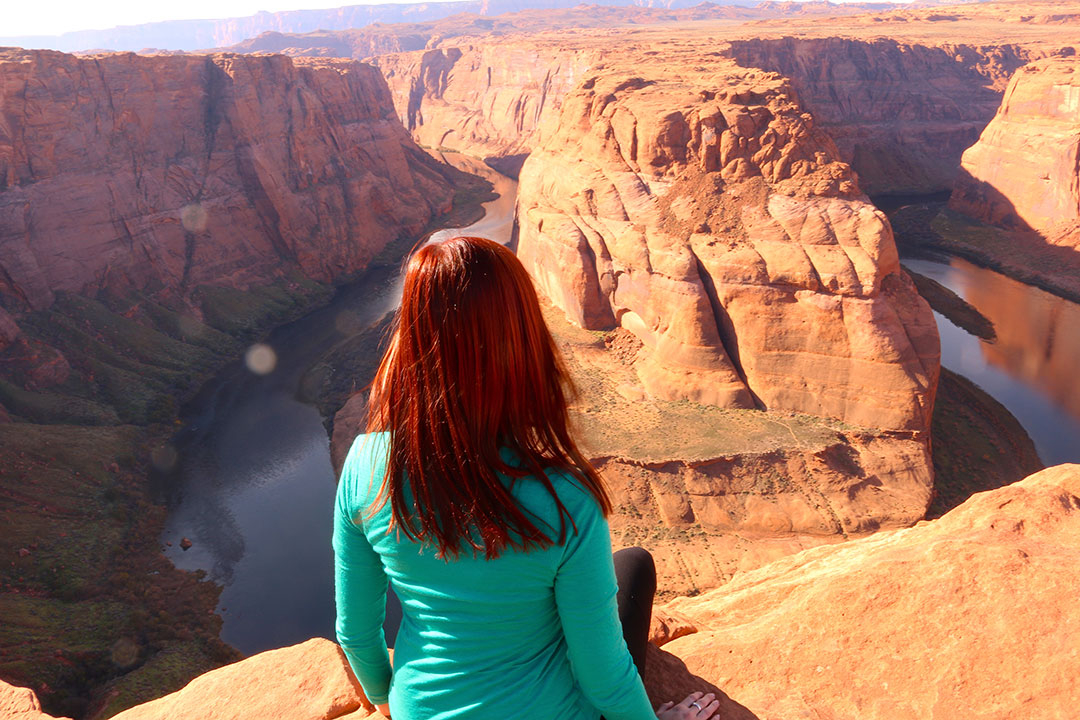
[657,463,1080,720]
[373,43,602,174]
[725,37,1038,194]
[950,56,1080,246]
[0,49,456,314]
[516,57,940,433]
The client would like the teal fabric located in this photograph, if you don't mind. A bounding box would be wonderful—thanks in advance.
[333,432,656,720]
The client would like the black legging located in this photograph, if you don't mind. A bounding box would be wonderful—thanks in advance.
[382,546,657,679]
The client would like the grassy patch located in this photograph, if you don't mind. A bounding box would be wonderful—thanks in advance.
[194,276,332,336]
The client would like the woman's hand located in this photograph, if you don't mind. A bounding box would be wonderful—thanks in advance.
[656,692,720,719]
[375,702,391,718]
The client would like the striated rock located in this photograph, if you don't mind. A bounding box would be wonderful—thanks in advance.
[0,680,69,720]
[726,37,1038,194]
[516,58,940,433]
[0,49,456,313]
[660,463,1080,720]
[950,57,1080,244]
[110,638,373,720]
[372,43,602,168]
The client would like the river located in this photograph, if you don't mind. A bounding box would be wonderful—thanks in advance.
[160,155,517,654]
[161,172,1079,656]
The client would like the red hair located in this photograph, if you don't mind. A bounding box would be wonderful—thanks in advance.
[366,236,610,559]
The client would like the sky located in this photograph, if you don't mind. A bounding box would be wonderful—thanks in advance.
[4,1,392,37]
[6,0,906,37]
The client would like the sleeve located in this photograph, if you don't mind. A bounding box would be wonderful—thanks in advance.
[553,486,656,720]
[333,438,393,705]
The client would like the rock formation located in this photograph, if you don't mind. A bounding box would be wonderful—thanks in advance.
[655,462,1080,720]
[372,44,604,175]
[950,56,1080,247]
[725,37,1038,194]
[0,50,455,315]
[1,680,70,720]
[517,57,939,433]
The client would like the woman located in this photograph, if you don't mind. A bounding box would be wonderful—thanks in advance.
[334,236,720,720]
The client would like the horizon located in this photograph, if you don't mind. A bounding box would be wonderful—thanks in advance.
[6,0,914,39]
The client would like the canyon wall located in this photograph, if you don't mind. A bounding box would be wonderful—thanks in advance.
[0,49,455,316]
[372,43,604,174]
[725,37,1038,195]
[950,56,1080,248]
[516,56,939,432]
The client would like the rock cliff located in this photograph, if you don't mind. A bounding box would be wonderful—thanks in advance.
[516,56,939,433]
[9,464,1078,720]
[725,37,1038,195]
[950,56,1080,248]
[372,43,603,174]
[0,49,455,315]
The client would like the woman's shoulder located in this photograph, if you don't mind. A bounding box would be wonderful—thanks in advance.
[338,432,392,507]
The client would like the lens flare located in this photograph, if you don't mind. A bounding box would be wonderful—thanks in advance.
[245,343,277,375]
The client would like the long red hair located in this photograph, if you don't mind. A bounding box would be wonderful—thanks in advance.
[366,235,610,559]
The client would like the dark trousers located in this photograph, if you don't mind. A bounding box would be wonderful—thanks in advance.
[382,546,657,678]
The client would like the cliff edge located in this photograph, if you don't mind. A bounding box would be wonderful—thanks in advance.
[8,464,1077,720]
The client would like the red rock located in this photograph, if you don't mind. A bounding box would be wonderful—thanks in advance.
[725,37,1040,194]
[951,57,1080,240]
[516,59,940,434]
[179,538,192,551]
[109,638,372,720]
[0,679,69,720]
[659,464,1080,720]
[0,50,456,313]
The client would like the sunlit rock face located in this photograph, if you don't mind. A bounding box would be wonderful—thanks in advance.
[725,37,1038,195]
[516,56,940,433]
[950,56,1080,247]
[656,463,1080,720]
[372,44,603,174]
[0,49,456,312]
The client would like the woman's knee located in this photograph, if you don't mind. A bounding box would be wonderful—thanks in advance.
[614,546,657,597]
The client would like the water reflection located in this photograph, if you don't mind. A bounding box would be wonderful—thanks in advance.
[161,155,518,654]
[904,257,1080,466]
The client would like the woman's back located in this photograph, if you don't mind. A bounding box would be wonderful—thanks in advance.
[335,432,655,720]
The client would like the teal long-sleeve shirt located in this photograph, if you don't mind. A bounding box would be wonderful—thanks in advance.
[333,433,657,720]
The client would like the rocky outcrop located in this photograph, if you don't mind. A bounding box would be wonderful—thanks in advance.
[0,680,70,720]
[725,37,1038,194]
[950,57,1080,245]
[0,49,455,315]
[516,57,940,433]
[108,639,372,720]
[372,44,603,172]
[656,463,1080,720]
